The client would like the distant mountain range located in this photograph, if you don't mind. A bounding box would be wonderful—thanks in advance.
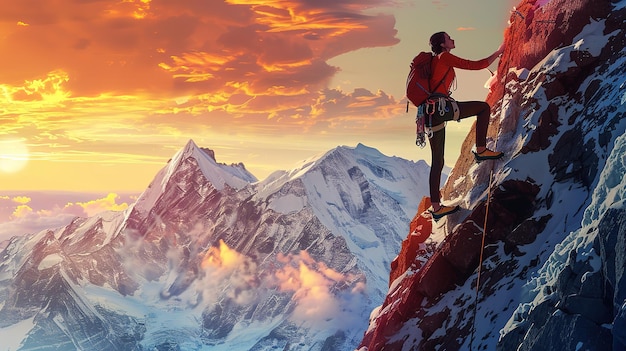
[0,140,437,350]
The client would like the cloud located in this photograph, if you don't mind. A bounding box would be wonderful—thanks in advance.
[0,192,132,244]
[198,239,260,306]
[11,196,31,204]
[72,193,129,217]
[11,204,33,218]
[0,0,401,166]
[1,0,398,99]
[0,210,76,246]
[271,250,366,328]
[192,241,366,329]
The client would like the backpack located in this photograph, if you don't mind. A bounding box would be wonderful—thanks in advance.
[405,52,451,109]
[406,52,452,148]
[406,52,435,108]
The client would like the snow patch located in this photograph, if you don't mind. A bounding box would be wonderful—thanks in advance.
[268,193,306,214]
[38,253,63,270]
[582,132,626,227]
[204,317,285,351]
[514,68,530,81]
[572,19,609,56]
[0,316,35,351]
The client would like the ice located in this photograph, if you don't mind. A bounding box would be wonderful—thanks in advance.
[499,79,626,346]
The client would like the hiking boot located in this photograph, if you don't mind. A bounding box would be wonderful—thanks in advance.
[473,149,504,162]
[429,204,460,220]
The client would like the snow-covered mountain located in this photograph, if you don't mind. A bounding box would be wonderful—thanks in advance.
[0,140,436,350]
[358,0,626,350]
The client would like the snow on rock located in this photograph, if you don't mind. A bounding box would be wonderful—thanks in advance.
[500,119,626,351]
[253,142,438,311]
[267,193,306,214]
[0,317,35,351]
[37,253,63,271]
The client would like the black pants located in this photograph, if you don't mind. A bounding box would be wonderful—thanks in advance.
[428,100,491,204]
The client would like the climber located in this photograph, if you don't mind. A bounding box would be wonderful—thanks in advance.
[426,31,505,220]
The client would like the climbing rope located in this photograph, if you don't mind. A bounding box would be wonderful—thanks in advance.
[469,7,521,351]
[469,7,559,349]
[469,167,494,350]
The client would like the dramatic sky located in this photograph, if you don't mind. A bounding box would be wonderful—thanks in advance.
[0,0,515,238]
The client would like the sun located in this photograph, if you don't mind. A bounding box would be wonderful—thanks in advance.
[0,139,30,174]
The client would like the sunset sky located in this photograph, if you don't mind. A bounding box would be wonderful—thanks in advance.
[0,0,515,238]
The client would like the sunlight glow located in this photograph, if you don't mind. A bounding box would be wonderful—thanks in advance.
[0,139,30,173]
[201,240,243,271]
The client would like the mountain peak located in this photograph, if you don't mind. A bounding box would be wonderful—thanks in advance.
[182,139,216,162]
[168,139,257,190]
[133,139,257,214]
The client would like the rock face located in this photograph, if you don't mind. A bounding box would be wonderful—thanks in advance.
[0,141,433,350]
[358,0,626,350]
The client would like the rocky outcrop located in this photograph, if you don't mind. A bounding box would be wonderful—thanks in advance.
[360,180,541,350]
[388,197,433,285]
[498,207,625,351]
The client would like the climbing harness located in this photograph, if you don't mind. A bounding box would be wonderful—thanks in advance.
[415,95,460,148]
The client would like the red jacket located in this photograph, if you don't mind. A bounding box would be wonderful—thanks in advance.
[431,52,491,95]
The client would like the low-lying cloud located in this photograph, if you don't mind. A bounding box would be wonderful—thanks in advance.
[193,240,367,329]
[0,192,134,245]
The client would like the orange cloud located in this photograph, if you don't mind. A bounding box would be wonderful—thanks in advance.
[0,0,399,124]
[196,241,366,326]
[70,193,129,217]
[201,239,244,273]
[1,0,397,98]
[0,0,402,187]
[199,239,259,305]
[272,250,364,325]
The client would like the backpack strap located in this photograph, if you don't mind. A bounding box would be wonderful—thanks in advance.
[430,68,451,95]
[429,55,452,98]
[406,54,452,112]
